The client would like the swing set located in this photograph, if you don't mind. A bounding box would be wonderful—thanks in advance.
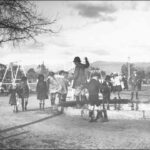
[0,61,29,95]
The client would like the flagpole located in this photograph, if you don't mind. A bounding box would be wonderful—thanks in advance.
[128,57,130,85]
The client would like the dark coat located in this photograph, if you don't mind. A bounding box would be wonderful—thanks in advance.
[36,81,48,100]
[18,82,29,99]
[101,81,112,94]
[85,78,101,105]
[85,79,101,96]
[129,74,140,91]
[72,59,89,88]
[129,74,139,86]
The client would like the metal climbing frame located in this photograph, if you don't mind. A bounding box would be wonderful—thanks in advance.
[0,61,29,89]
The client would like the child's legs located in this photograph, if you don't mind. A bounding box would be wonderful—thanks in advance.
[24,98,28,110]
[135,87,139,110]
[106,93,110,109]
[130,85,135,109]
[51,93,56,105]
[102,109,108,119]
[13,105,16,112]
[25,98,28,105]
[74,86,82,104]
[39,100,42,109]
[15,97,20,112]
[102,95,106,110]
[61,94,67,102]
[42,99,45,109]
[21,98,24,110]
[57,93,61,104]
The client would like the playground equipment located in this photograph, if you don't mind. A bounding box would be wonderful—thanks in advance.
[0,61,29,95]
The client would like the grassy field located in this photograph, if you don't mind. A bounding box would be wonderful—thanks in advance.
[0,84,150,149]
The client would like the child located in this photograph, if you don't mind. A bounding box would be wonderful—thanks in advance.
[101,75,112,110]
[36,74,48,110]
[110,73,122,110]
[18,76,29,111]
[9,82,19,113]
[57,70,69,103]
[85,72,108,122]
[47,72,61,107]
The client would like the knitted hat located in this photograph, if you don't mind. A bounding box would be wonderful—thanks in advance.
[91,72,100,78]
[73,56,81,63]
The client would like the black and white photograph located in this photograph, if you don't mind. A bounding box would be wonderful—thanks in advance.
[1,0,150,149]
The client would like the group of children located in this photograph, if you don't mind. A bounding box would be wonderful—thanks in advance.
[79,72,125,122]
[9,76,29,112]
[9,70,69,112]
[36,71,69,110]
[8,70,124,124]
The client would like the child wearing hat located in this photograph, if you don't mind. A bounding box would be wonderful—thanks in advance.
[72,56,89,107]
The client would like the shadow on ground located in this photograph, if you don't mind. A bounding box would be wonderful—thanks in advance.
[0,111,62,134]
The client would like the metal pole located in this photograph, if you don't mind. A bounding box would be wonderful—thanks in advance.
[128,57,130,83]
[14,64,19,83]
[1,64,10,84]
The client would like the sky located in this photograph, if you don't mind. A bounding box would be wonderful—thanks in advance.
[1,1,150,71]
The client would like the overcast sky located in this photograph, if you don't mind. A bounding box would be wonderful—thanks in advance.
[1,1,150,70]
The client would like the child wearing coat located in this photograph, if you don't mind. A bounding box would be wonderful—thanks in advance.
[9,82,19,113]
[56,70,69,103]
[101,75,112,110]
[85,72,108,122]
[47,72,61,106]
[18,76,29,111]
[36,74,48,110]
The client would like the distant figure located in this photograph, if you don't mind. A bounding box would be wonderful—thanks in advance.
[36,74,48,110]
[18,76,29,111]
[72,56,89,107]
[137,78,142,91]
[122,75,128,90]
[129,70,139,110]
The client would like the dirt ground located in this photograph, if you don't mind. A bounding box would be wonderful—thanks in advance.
[1,88,150,149]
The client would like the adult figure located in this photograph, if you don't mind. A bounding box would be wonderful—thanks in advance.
[129,70,139,110]
[122,75,128,90]
[72,56,90,107]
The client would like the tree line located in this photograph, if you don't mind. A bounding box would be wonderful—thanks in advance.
[1,62,150,84]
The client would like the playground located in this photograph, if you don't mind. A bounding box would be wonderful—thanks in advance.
[1,85,150,149]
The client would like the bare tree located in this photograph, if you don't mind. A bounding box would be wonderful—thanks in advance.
[0,0,58,45]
